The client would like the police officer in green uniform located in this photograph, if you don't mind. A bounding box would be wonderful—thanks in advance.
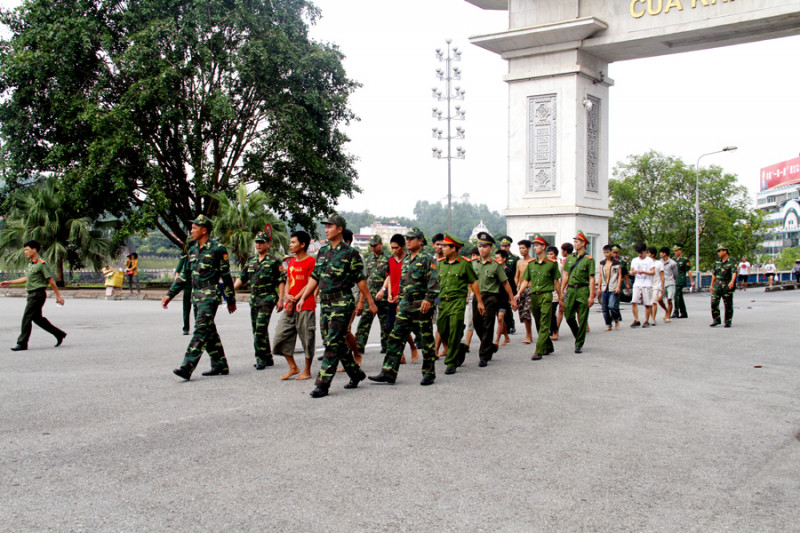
[516,234,562,360]
[369,227,440,385]
[562,231,596,353]
[174,245,193,335]
[355,234,390,354]
[436,233,484,375]
[710,244,737,327]
[672,244,695,319]
[293,214,378,398]
[2,239,67,351]
[499,235,519,334]
[234,230,285,369]
[472,232,518,368]
[163,215,237,380]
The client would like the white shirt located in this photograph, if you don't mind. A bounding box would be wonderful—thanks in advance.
[631,256,655,287]
[652,260,664,290]
[738,261,750,275]
[765,263,776,274]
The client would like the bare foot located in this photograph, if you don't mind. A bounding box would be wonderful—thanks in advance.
[550,333,559,341]
[337,367,345,372]
[522,337,532,344]
[411,348,420,363]
[296,372,312,381]
[400,355,407,364]
[500,338,509,346]
[281,368,300,380]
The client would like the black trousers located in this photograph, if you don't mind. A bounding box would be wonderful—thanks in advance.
[17,289,65,346]
[473,293,498,362]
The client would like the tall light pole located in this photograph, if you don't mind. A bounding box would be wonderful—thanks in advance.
[695,146,738,285]
[432,38,466,233]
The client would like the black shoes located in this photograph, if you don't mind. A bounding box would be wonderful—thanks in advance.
[182,330,190,336]
[173,367,192,380]
[420,375,435,386]
[344,372,367,389]
[531,353,542,360]
[54,333,67,347]
[201,367,229,376]
[310,386,328,398]
[10,344,27,351]
[574,346,583,354]
[631,321,641,328]
[709,320,721,327]
[724,323,732,328]
[444,366,456,375]
[478,359,488,367]
[543,348,554,355]
[368,373,396,384]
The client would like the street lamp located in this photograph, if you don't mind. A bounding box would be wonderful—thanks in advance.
[695,146,737,286]
[432,38,466,233]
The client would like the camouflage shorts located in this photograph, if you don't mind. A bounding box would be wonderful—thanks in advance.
[517,287,531,322]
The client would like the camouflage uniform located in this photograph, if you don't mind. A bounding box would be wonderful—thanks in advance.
[711,255,736,326]
[239,254,285,366]
[167,239,235,375]
[313,241,367,389]
[355,249,390,353]
[675,254,692,318]
[381,250,439,380]
[563,251,595,349]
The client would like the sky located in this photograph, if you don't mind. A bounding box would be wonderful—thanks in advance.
[2,0,799,220]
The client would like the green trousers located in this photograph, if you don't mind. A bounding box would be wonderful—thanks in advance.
[316,297,364,389]
[437,298,468,369]
[382,299,436,380]
[563,286,590,348]
[531,293,553,355]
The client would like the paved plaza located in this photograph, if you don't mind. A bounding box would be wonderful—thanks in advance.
[1,289,799,532]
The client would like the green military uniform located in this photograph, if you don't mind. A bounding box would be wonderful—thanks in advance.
[355,235,390,354]
[563,231,595,351]
[312,237,367,389]
[499,235,518,333]
[16,258,66,348]
[474,232,508,364]
[522,235,561,357]
[379,228,439,381]
[674,246,692,318]
[168,216,236,378]
[436,233,476,371]
[175,252,192,334]
[239,233,285,368]
[710,245,736,327]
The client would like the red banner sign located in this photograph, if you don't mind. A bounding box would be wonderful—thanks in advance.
[761,157,800,191]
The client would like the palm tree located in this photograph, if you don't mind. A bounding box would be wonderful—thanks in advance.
[0,177,115,285]
[211,183,289,268]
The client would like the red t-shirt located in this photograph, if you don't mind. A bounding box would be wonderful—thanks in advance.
[388,255,404,297]
[288,255,316,311]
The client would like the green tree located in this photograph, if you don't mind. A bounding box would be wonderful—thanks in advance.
[212,183,288,268]
[0,177,116,285]
[609,151,766,271]
[0,0,359,247]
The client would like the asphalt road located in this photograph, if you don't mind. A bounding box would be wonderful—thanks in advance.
[1,289,799,532]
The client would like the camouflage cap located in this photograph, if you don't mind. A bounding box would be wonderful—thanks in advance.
[532,233,547,246]
[254,231,270,243]
[442,232,464,248]
[191,214,213,231]
[322,214,347,229]
[368,234,382,246]
[716,243,728,251]
[476,231,495,245]
[574,230,588,243]
[498,235,513,246]
[404,227,425,240]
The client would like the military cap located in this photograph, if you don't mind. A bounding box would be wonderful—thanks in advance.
[476,231,495,245]
[254,231,270,243]
[368,234,382,246]
[322,214,347,228]
[532,233,547,246]
[498,235,513,246]
[442,232,464,248]
[716,243,728,251]
[191,214,213,231]
[611,245,621,252]
[574,230,588,243]
[672,243,683,251]
[405,227,425,240]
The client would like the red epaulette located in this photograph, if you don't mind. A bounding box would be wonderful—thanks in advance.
[38,259,46,264]
[548,258,557,263]
[586,255,593,260]
[461,256,472,262]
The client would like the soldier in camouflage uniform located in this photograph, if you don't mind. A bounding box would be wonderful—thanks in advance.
[710,244,737,327]
[369,227,439,385]
[293,214,378,398]
[355,234,390,354]
[234,231,285,369]
[561,231,596,353]
[499,235,519,335]
[672,244,694,319]
[163,215,237,380]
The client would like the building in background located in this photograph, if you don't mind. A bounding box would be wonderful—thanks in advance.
[359,221,410,248]
[756,156,800,256]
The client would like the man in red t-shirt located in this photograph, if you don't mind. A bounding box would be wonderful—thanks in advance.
[273,231,317,380]
[377,234,420,363]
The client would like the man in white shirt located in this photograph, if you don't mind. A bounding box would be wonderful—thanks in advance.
[647,246,663,326]
[764,259,777,287]
[737,257,751,291]
[659,247,679,322]
[629,243,655,328]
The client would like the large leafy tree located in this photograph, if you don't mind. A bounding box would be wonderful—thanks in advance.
[0,177,116,285]
[609,151,766,270]
[0,0,359,247]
